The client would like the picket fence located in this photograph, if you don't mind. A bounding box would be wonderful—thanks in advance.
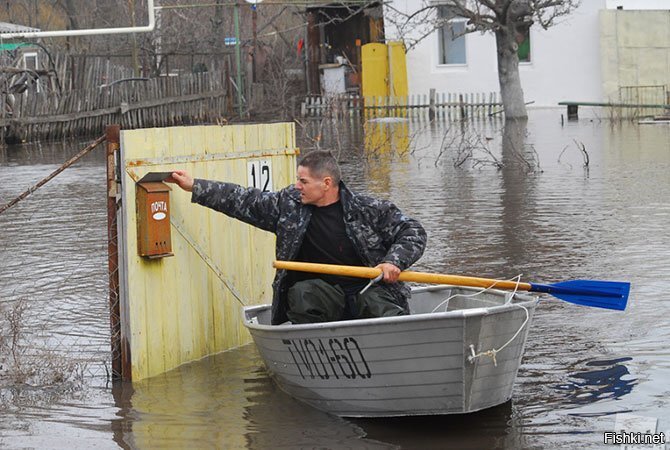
[301,90,503,119]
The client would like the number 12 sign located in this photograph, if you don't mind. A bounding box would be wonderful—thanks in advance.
[247,160,273,192]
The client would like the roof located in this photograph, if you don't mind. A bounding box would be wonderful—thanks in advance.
[0,43,29,51]
[0,22,41,34]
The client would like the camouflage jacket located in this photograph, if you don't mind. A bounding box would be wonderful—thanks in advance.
[191,179,427,324]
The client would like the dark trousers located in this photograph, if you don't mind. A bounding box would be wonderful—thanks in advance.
[286,278,406,324]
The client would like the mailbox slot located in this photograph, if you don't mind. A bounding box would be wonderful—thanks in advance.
[136,181,173,258]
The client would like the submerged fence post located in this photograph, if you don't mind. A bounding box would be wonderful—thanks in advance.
[429,88,436,121]
[106,124,128,380]
[459,94,466,120]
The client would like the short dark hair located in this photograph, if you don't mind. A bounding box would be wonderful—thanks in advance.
[298,150,341,185]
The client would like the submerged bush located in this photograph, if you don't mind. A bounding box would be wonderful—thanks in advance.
[0,298,86,406]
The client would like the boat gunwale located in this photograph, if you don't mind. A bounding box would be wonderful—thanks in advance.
[243,285,539,333]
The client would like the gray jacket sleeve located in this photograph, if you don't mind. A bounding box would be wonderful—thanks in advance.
[378,202,427,271]
[190,179,281,233]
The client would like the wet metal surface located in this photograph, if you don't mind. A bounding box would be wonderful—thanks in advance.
[1,111,669,449]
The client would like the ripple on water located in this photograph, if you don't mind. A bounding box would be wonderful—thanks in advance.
[1,113,669,448]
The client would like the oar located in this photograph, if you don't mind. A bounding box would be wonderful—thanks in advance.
[273,261,630,311]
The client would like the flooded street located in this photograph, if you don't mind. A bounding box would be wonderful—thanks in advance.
[1,110,669,449]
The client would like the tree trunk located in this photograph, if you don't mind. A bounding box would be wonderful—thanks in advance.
[62,0,81,52]
[495,28,527,119]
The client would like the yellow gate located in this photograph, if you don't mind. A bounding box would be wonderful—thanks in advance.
[118,123,298,380]
[362,41,408,98]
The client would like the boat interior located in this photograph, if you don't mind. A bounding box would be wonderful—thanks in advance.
[408,285,528,314]
[244,285,535,326]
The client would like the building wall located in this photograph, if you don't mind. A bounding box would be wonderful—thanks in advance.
[600,10,670,102]
[605,0,670,9]
[385,1,606,107]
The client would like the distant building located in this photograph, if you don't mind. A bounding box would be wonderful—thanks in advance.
[303,1,384,95]
[0,21,41,36]
[0,22,46,94]
[383,0,670,109]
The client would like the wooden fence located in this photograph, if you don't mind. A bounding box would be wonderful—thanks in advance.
[0,51,237,144]
[0,70,231,143]
[301,90,503,120]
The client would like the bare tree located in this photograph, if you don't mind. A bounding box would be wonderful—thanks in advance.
[386,0,580,119]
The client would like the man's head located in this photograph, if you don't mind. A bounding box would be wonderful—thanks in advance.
[296,150,341,206]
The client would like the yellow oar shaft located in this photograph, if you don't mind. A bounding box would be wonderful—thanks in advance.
[273,260,532,292]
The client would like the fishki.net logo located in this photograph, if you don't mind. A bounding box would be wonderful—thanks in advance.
[604,414,666,449]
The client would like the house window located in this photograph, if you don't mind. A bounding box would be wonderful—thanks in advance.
[437,6,466,65]
[23,52,38,71]
[22,52,41,93]
[516,28,531,63]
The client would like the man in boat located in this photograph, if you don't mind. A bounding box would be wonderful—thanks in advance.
[167,150,426,325]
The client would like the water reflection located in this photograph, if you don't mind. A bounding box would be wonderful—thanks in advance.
[353,401,530,449]
[109,346,382,449]
[500,118,540,274]
[109,343,527,449]
[1,111,670,449]
[362,119,410,197]
[555,357,636,405]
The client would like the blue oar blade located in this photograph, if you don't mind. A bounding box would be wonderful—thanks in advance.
[529,280,630,311]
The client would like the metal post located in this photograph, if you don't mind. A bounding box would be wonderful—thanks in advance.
[429,88,437,121]
[129,0,140,76]
[106,124,129,380]
[234,2,243,117]
[252,3,257,83]
[1,0,156,39]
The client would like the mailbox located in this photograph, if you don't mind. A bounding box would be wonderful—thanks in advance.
[136,181,173,258]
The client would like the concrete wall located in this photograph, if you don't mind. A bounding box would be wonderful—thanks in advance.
[600,10,670,102]
[385,1,606,107]
[606,0,670,10]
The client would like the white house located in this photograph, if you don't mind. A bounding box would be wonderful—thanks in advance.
[384,0,670,109]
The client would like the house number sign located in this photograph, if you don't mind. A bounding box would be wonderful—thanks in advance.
[247,159,273,192]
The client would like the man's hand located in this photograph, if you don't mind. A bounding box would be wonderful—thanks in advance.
[375,262,401,283]
[165,170,194,192]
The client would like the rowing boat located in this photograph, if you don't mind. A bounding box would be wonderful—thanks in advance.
[243,285,538,417]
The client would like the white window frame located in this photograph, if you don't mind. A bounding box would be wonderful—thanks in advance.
[517,27,532,66]
[436,5,468,67]
[22,52,38,70]
[22,51,41,93]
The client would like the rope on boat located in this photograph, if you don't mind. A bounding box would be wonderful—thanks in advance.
[430,274,523,313]
[359,273,384,294]
[465,275,531,367]
[468,305,529,367]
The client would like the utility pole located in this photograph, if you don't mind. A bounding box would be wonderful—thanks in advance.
[252,3,257,83]
[234,1,243,117]
[128,0,140,76]
[154,0,162,75]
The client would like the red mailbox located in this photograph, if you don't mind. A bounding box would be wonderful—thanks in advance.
[136,181,173,258]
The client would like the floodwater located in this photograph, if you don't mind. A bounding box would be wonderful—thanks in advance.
[1,110,669,449]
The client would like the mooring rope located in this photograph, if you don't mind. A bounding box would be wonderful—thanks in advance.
[430,274,522,313]
[465,275,531,367]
